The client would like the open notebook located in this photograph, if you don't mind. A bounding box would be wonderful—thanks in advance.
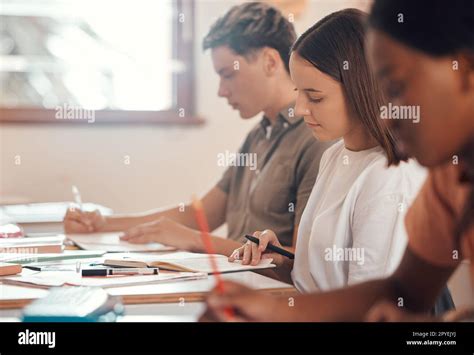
[66,232,176,252]
[103,251,276,274]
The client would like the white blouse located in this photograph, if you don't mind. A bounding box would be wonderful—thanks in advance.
[291,140,427,293]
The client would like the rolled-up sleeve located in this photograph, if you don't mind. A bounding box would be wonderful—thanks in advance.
[216,166,234,194]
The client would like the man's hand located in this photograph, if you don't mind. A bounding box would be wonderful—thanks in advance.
[63,208,106,233]
[120,216,200,251]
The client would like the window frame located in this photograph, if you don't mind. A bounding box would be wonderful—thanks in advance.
[0,0,203,125]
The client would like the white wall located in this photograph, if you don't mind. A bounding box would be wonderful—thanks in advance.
[0,0,369,213]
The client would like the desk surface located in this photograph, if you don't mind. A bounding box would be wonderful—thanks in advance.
[0,220,296,321]
[0,271,295,322]
[0,271,294,307]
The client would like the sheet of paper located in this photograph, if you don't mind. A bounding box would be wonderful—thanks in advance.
[66,232,176,252]
[2,269,207,288]
[70,272,207,288]
[1,270,69,288]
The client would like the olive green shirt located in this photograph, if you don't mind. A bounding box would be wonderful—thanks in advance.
[216,105,335,246]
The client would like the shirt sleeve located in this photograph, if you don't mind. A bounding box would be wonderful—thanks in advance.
[294,139,333,225]
[215,165,234,194]
[406,165,462,268]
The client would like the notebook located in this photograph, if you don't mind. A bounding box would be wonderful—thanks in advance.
[103,251,276,274]
[0,250,106,265]
[66,232,176,252]
[0,262,22,276]
[0,235,65,254]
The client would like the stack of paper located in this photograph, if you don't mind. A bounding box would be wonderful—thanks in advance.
[0,250,106,265]
[0,235,65,254]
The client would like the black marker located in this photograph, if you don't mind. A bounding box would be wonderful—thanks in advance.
[244,235,295,259]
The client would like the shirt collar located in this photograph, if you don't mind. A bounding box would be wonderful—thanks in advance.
[259,102,301,131]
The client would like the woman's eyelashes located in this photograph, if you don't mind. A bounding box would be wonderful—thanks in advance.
[221,71,236,80]
[308,96,324,103]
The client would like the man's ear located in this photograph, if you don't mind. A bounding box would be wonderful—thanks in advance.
[456,51,474,92]
[262,47,281,76]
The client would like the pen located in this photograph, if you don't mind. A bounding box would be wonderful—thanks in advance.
[72,185,83,210]
[244,234,295,259]
[81,268,159,277]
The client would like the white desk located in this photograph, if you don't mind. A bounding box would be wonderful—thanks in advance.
[0,271,295,322]
[1,213,296,322]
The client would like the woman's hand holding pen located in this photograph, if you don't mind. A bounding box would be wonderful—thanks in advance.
[229,229,286,267]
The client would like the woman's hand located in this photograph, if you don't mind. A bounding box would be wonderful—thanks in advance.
[63,208,106,233]
[229,230,286,267]
[199,281,284,322]
[120,216,199,251]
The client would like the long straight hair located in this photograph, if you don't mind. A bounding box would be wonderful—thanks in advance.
[291,9,406,165]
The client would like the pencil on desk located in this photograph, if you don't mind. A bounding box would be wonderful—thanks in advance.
[191,195,234,319]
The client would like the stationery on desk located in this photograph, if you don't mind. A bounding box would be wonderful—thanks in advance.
[1,268,208,289]
[0,235,65,254]
[0,250,275,289]
[0,271,295,309]
[103,251,275,274]
[0,250,106,264]
[0,193,293,312]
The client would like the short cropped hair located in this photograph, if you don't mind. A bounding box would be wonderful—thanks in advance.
[202,2,296,73]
